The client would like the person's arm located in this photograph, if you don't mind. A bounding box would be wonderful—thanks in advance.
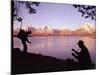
[72,53,79,60]
[25,33,31,43]
[26,35,31,43]
[26,38,31,43]
[72,49,80,55]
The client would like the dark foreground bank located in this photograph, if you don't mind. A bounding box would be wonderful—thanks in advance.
[12,48,95,74]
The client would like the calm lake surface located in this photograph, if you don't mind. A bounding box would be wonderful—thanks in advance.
[13,36,96,64]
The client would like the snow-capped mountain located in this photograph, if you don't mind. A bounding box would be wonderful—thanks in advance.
[13,23,96,36]
[74,23,96,35]
[59,28,72,35]
[35,26,54,35]
[40,26,53,33]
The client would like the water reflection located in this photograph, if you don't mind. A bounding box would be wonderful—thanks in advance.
[13,36,96,64]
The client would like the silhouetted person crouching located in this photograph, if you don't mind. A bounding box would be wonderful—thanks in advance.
[17,29,31,53]
[72,40,92,69]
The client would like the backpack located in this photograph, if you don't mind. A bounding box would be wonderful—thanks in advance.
[17,29,25,39]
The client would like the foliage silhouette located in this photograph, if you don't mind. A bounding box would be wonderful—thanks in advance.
[12,0,40,23]
[73,4,96,20]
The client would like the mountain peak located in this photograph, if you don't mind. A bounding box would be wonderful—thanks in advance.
[80,22,95,29]
[79,22,95,33]
[13,23,96,36]
[38,26,53,34]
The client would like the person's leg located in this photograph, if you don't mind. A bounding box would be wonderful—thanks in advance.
[22,40,27,53]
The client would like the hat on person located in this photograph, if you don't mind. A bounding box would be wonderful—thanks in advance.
[78,40,84,45]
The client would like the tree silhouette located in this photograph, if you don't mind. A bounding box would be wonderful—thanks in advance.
[12,0,40,23]
[73,4,96,20]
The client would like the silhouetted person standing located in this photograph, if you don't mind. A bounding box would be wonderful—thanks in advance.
[17,29,31,53]
[72,40,92,69]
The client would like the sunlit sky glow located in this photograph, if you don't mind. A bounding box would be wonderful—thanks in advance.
[14,2,96,30]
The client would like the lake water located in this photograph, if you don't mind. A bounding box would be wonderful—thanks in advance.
[13,36,96,64]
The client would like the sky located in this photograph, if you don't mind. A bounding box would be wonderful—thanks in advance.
[14,2,96,30]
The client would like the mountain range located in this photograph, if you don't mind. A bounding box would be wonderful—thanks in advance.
[13,23,96,36]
